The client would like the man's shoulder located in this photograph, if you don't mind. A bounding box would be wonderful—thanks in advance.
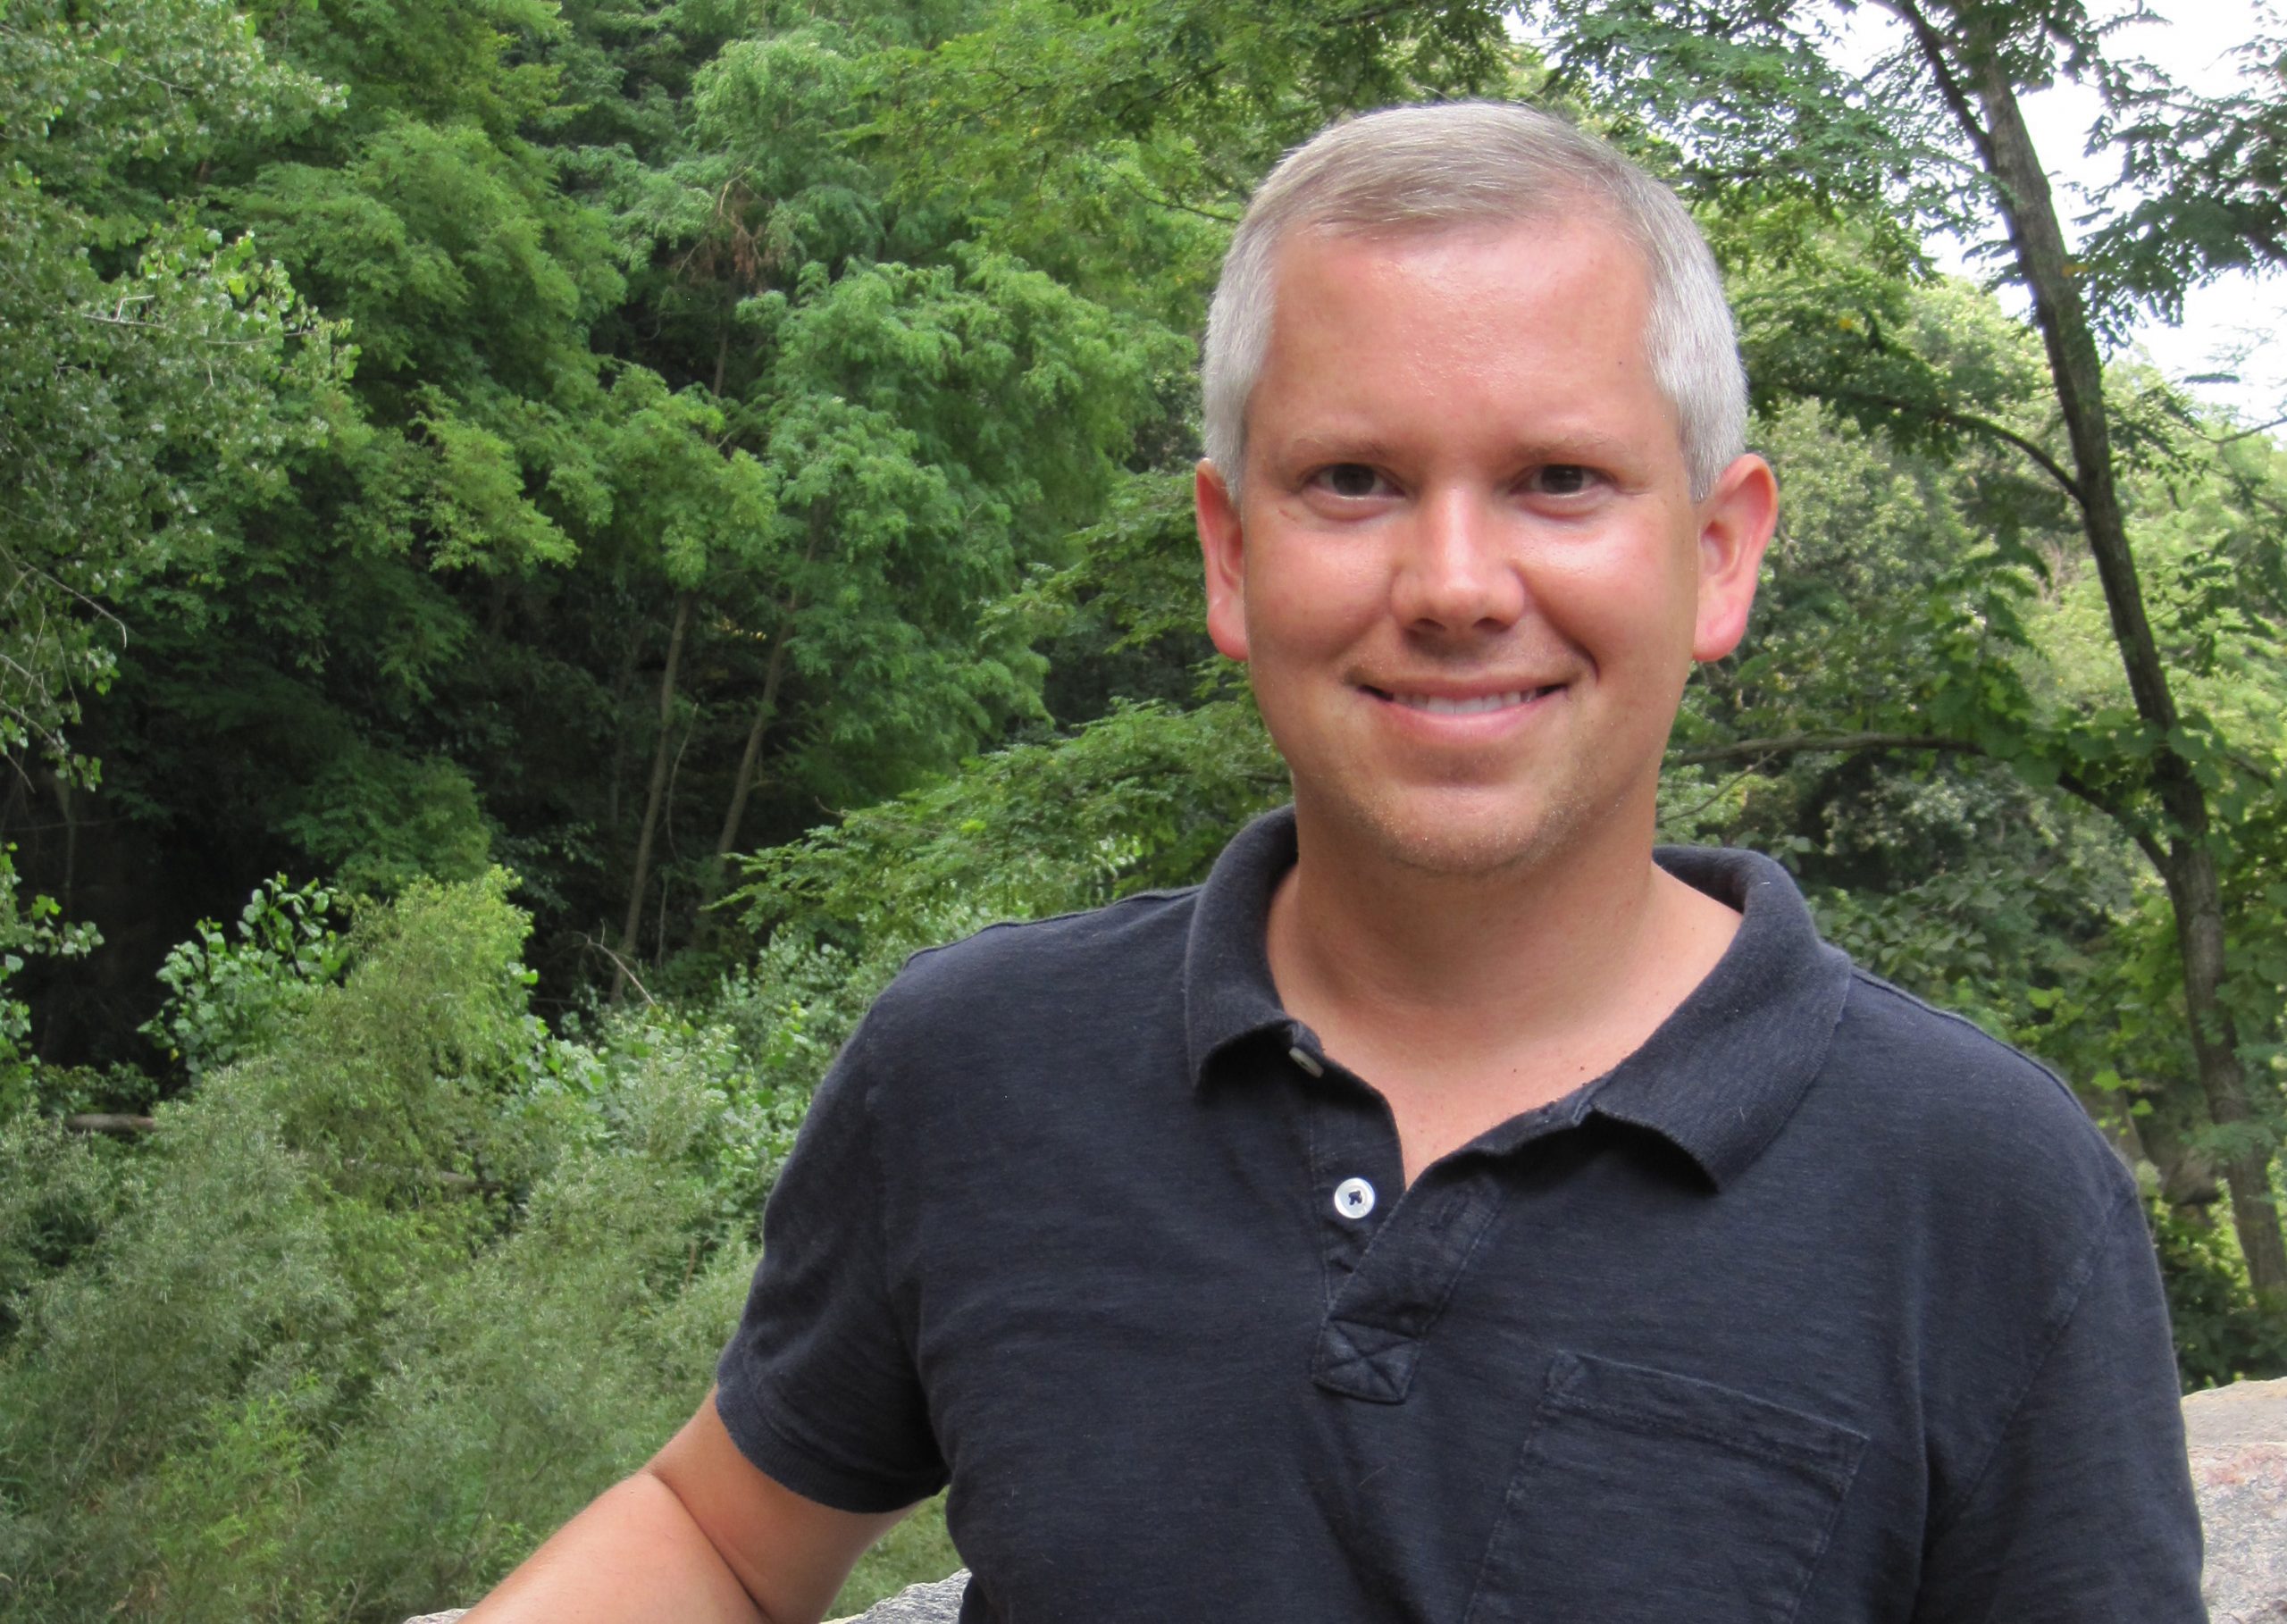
[1822,964,2136,1214]
[1834,965,2064,1084]
[901,883,1201,988]
[856,885,1202,1050]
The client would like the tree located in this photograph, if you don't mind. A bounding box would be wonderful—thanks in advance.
[0,0,351,1074]
[572,18,1186,987]
[1533,0,2287,1291]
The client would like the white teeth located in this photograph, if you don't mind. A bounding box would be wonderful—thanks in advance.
[1391,689,1539,716]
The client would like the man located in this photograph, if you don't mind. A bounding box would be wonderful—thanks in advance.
[467,103,2203,1623]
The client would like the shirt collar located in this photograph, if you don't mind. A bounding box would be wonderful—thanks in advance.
[1586,845,1854,1187]
[1180,807,1853,1190]
[1182,807,1302,1083]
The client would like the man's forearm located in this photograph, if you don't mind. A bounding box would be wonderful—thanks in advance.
[459,1469,769,1624]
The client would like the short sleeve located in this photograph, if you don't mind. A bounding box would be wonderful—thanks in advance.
[714,1013,948,1513]
[1911,1189,2205,1622]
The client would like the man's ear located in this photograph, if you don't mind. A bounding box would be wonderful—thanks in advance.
[1196,459,1250,662]
[1691,452,1779,663]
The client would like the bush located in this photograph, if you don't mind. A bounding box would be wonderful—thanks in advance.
[0,870,823,1621]
[290,1050,756,1620]
[2152,1197,2287,1390]
[0,1077,350,1620]
[141,878,349,1082]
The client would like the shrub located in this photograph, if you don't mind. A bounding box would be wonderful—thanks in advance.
[0,869,834,1620]
[141,878,349,1082]
[2153,1197,2287,1390]
[0,1078,349,1620]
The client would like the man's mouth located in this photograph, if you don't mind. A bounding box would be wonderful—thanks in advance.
[1367,686,1560,716]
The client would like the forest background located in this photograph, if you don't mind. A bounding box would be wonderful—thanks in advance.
[4,0,2286,1617]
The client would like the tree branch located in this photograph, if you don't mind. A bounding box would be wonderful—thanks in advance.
[2201,414,2287,447]
[1668,730,2160,864]
[1809,386,2085,506]
[1669,730,1977,766]
[1880,0,1999,172]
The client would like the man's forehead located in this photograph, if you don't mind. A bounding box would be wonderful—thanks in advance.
[1270,200,1649,280]
[1252,211,1662,364]
[1254,214,1662,384]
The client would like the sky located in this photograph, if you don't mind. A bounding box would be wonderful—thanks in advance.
[1838,0,2283,430]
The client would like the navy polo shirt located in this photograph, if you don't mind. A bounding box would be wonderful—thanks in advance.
[717,808,2203,1622]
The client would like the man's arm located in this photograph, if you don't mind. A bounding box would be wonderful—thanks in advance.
[1909,1192,2203,1621]
[460,1387,912,1624]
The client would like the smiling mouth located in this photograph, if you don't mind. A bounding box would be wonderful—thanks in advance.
[1366,686,1561,716]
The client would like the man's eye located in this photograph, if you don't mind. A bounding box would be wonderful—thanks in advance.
[1534,465,1599,497]
[1313,464,1386,498]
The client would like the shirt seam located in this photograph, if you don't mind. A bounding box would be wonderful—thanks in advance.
[900,883,1203,970]
[1922,1180,2136,1544]
[1304,1088,1338,1315]
[859,1023,932,1422]
[1846,967,2084,1111]
[813,1016,943,1500]
[1551,1396,1857,1478]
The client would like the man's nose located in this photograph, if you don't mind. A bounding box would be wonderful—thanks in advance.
[1389,489,1529,633]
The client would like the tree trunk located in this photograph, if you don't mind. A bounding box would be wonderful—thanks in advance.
[604,622,644,835]
[612,589,695,1004]
[1895,1,2287,1292]
[2156,851,2284,1288]
[53,771,74,919]
[2133,1085,2224,1218]
[704,629,792,897]
[701,502,826,910]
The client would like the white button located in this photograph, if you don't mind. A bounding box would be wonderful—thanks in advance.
[1333,1177,1377,1220]
[1287,1045,1324,1078]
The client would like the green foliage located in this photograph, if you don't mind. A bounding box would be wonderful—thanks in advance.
[271,751,495,897]
[871,0,1515,319]
[285,1076,751,1620]
[0,849,100,1118]
[0,1110,120,1343]
[0,871,841,1621]
[2151,1198,2287,1391]
[731,697,1285,973]
[0,0,347,780]
[0,1073,354,1617]
[142,877,350,1081]
[2088,21,2287,328]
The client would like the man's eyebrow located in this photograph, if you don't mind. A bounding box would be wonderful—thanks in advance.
[1280,433,1405,465]
[1510,431,1638,465]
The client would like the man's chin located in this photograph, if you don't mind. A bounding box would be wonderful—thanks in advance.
[1308,790,1593,883]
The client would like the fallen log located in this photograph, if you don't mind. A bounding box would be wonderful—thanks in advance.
[63,1113,155,1135]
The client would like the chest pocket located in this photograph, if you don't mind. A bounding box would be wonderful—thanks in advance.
[1462,1352,1866,1624]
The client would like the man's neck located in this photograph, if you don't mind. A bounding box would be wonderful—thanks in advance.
[1263,807,1743,1179]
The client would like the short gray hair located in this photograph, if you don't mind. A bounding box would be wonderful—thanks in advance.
[1201,102,1747,500]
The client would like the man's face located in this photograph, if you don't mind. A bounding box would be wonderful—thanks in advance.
[1195,216,1773,880]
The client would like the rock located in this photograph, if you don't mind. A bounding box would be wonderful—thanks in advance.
[832,1571,970,1622]
[2184,1376,2287,1622]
